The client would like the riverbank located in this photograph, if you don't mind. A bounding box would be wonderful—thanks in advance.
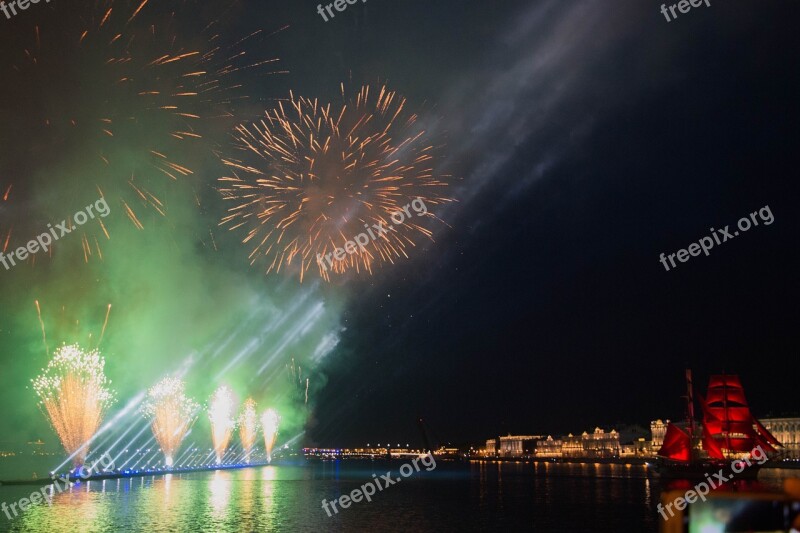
[471,456,800,469]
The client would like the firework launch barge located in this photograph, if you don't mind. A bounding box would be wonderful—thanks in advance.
[0,459,297,487]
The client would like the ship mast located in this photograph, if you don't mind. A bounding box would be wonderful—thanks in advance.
[723,375,731,454]
[685,369,696,461]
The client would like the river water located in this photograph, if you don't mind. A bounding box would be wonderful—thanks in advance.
[0,460,794,532]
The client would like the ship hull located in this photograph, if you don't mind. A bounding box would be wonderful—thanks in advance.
[653,457,761,480]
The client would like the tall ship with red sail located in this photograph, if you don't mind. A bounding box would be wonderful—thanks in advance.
[655,370,782,479]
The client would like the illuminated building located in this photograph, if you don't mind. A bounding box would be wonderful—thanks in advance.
[650,419,669,448]
[498,435,540,457]
[648,419,671,455]
[484,439,497,456]
[582,428,621,458]
[561,434,583,458]
[436,446,461,458]
[535,436,562,458]
[761,417,800,459]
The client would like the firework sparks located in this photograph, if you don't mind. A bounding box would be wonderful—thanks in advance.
[218,84,454,281]
[32,344,115,467]
[208,386,236,464]
[5,2,202,231]
[1,1,284,255]
[288,357,310,405]
[238,398,259,464]
[141,377,199,467]
[261,409,279,462]
[0,183,12,254]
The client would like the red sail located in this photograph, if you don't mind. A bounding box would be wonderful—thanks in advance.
[658,423,691,462]
[753,434,778,454]
[754,419,782,449]
[702,424,726,460]
[699,393,727,459]
[707,375,747,405]
[700,374,782,457]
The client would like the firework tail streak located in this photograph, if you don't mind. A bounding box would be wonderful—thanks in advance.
[315,198,429,273]
[0,196,110,272]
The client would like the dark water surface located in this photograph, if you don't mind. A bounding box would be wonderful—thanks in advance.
[0,460,793,532]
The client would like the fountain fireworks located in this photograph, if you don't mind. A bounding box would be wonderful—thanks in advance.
[238,398,259,464]
[141,377,199,468]
[218,84,454,281]
[32,344,115,467]
[261,409,280,462]
[208,386,236,464]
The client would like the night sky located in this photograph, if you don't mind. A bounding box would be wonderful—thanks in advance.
[305,0,800,445]
[1,0,798,457]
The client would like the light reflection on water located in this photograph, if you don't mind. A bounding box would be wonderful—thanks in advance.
[210,470,232,518]
[0,461,795,532]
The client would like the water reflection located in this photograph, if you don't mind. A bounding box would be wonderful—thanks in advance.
[262,466,277,529]
[209,470,231,518]
[1,461,791,532]
[12,480,111,532]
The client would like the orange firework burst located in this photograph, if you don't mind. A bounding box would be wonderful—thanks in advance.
[218,84,454,281]
[141,377,199,468]
[32,344,116,467]
[0,0,283,259]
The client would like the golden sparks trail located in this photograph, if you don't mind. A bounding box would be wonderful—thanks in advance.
[218,84,454,281]
[32,344,116,467]
[208,386,236,464]
[97,304,112,348]
[141,377,199,467]
[238,398,259,464]
[34,300,49,356]
[0,183,11,254]
[288,357,310,405]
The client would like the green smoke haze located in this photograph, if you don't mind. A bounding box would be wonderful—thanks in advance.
[0,0,347,477]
